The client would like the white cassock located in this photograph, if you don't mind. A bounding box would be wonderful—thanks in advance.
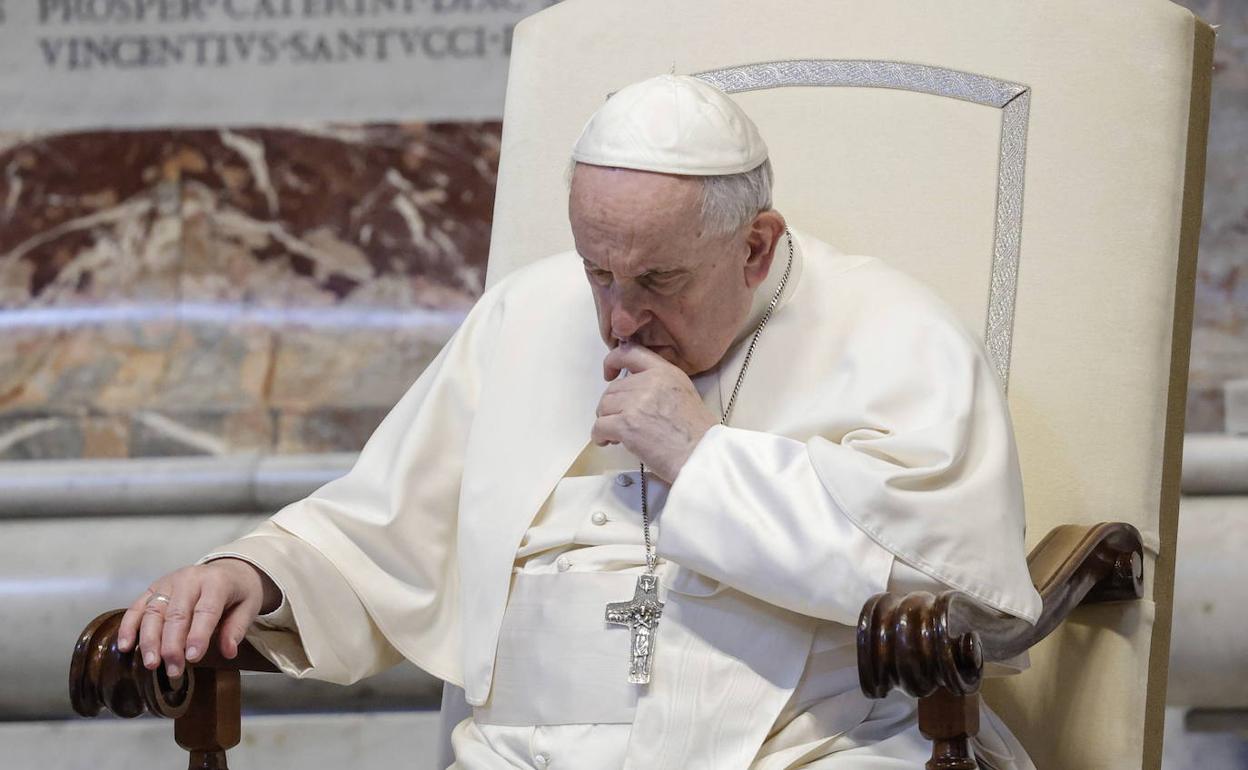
[203,229,1042,769]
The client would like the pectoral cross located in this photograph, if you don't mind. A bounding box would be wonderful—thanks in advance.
[605,573,663,684]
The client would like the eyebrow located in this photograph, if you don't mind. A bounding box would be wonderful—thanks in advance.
[580,259,686,278]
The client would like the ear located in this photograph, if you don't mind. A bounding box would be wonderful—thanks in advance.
[742,210,787,289]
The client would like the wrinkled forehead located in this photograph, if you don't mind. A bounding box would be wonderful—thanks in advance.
[569,165,706,263]
[573,223,696,276]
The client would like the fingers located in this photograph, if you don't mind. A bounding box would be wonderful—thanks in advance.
[592,414,626,447]
[600,369,657,399]
[122,564,265,674]
[183,579,229,666]
[595,391,627,418]
[603,340,629,382]
[216,596,262,660]
[137,587,172,670]
[603,342,668,381]
[118,587,157,652]
[157,576,201,677]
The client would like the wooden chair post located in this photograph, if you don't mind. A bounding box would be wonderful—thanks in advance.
[918,689,980,770]
[174,667,242,770]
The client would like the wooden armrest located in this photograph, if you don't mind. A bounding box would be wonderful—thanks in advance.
[69,523,1143,769]
[856,521,1144,769]
[70,608,278,769]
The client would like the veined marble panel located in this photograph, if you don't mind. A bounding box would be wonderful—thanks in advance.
[0,122,499,458]
[1181,0,1248,432]
[0,0,1244,451]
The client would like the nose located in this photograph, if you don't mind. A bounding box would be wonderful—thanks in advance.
[609,295,651,342]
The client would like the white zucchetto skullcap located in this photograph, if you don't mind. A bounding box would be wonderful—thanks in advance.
[571,74,768,176]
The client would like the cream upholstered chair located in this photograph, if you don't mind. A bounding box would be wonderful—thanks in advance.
[479,0,1214,767]
[68,0,1214,767]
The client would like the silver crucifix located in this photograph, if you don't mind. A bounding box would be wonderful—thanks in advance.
[605,573,663,684]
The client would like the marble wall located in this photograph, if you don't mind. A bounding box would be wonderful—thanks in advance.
[0,0,1244,459]
[0,123,499,458]
[1183,0,1248,432]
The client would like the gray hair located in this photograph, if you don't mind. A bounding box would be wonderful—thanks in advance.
[566,158,775,237]
[698,158,774,237]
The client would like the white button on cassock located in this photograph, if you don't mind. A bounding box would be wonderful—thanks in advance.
[615,472,633,487]
[555,556,571,572]
[591,511,608,525]
[534,752,550,766]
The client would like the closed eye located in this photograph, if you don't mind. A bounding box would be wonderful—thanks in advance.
[639,271,687,292]
[583,263,613,286]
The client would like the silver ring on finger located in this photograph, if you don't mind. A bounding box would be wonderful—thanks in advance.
[145,592,171,607]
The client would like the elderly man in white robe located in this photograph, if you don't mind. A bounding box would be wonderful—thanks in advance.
[117,74,1042,769]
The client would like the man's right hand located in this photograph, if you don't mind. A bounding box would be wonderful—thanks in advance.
[116,558,280,678]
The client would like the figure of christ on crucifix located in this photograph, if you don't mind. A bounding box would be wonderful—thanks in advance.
[605,572,664,684]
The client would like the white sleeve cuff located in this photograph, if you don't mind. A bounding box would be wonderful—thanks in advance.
[198,552,294,631]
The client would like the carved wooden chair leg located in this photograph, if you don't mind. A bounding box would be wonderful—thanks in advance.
[918,688,980,770]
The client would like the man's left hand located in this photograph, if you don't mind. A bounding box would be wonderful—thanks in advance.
[593,343,718,483]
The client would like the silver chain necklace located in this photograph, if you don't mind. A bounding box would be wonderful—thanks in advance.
[605,228,795,684]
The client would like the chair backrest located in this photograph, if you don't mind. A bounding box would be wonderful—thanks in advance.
[484,1,1213,767]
